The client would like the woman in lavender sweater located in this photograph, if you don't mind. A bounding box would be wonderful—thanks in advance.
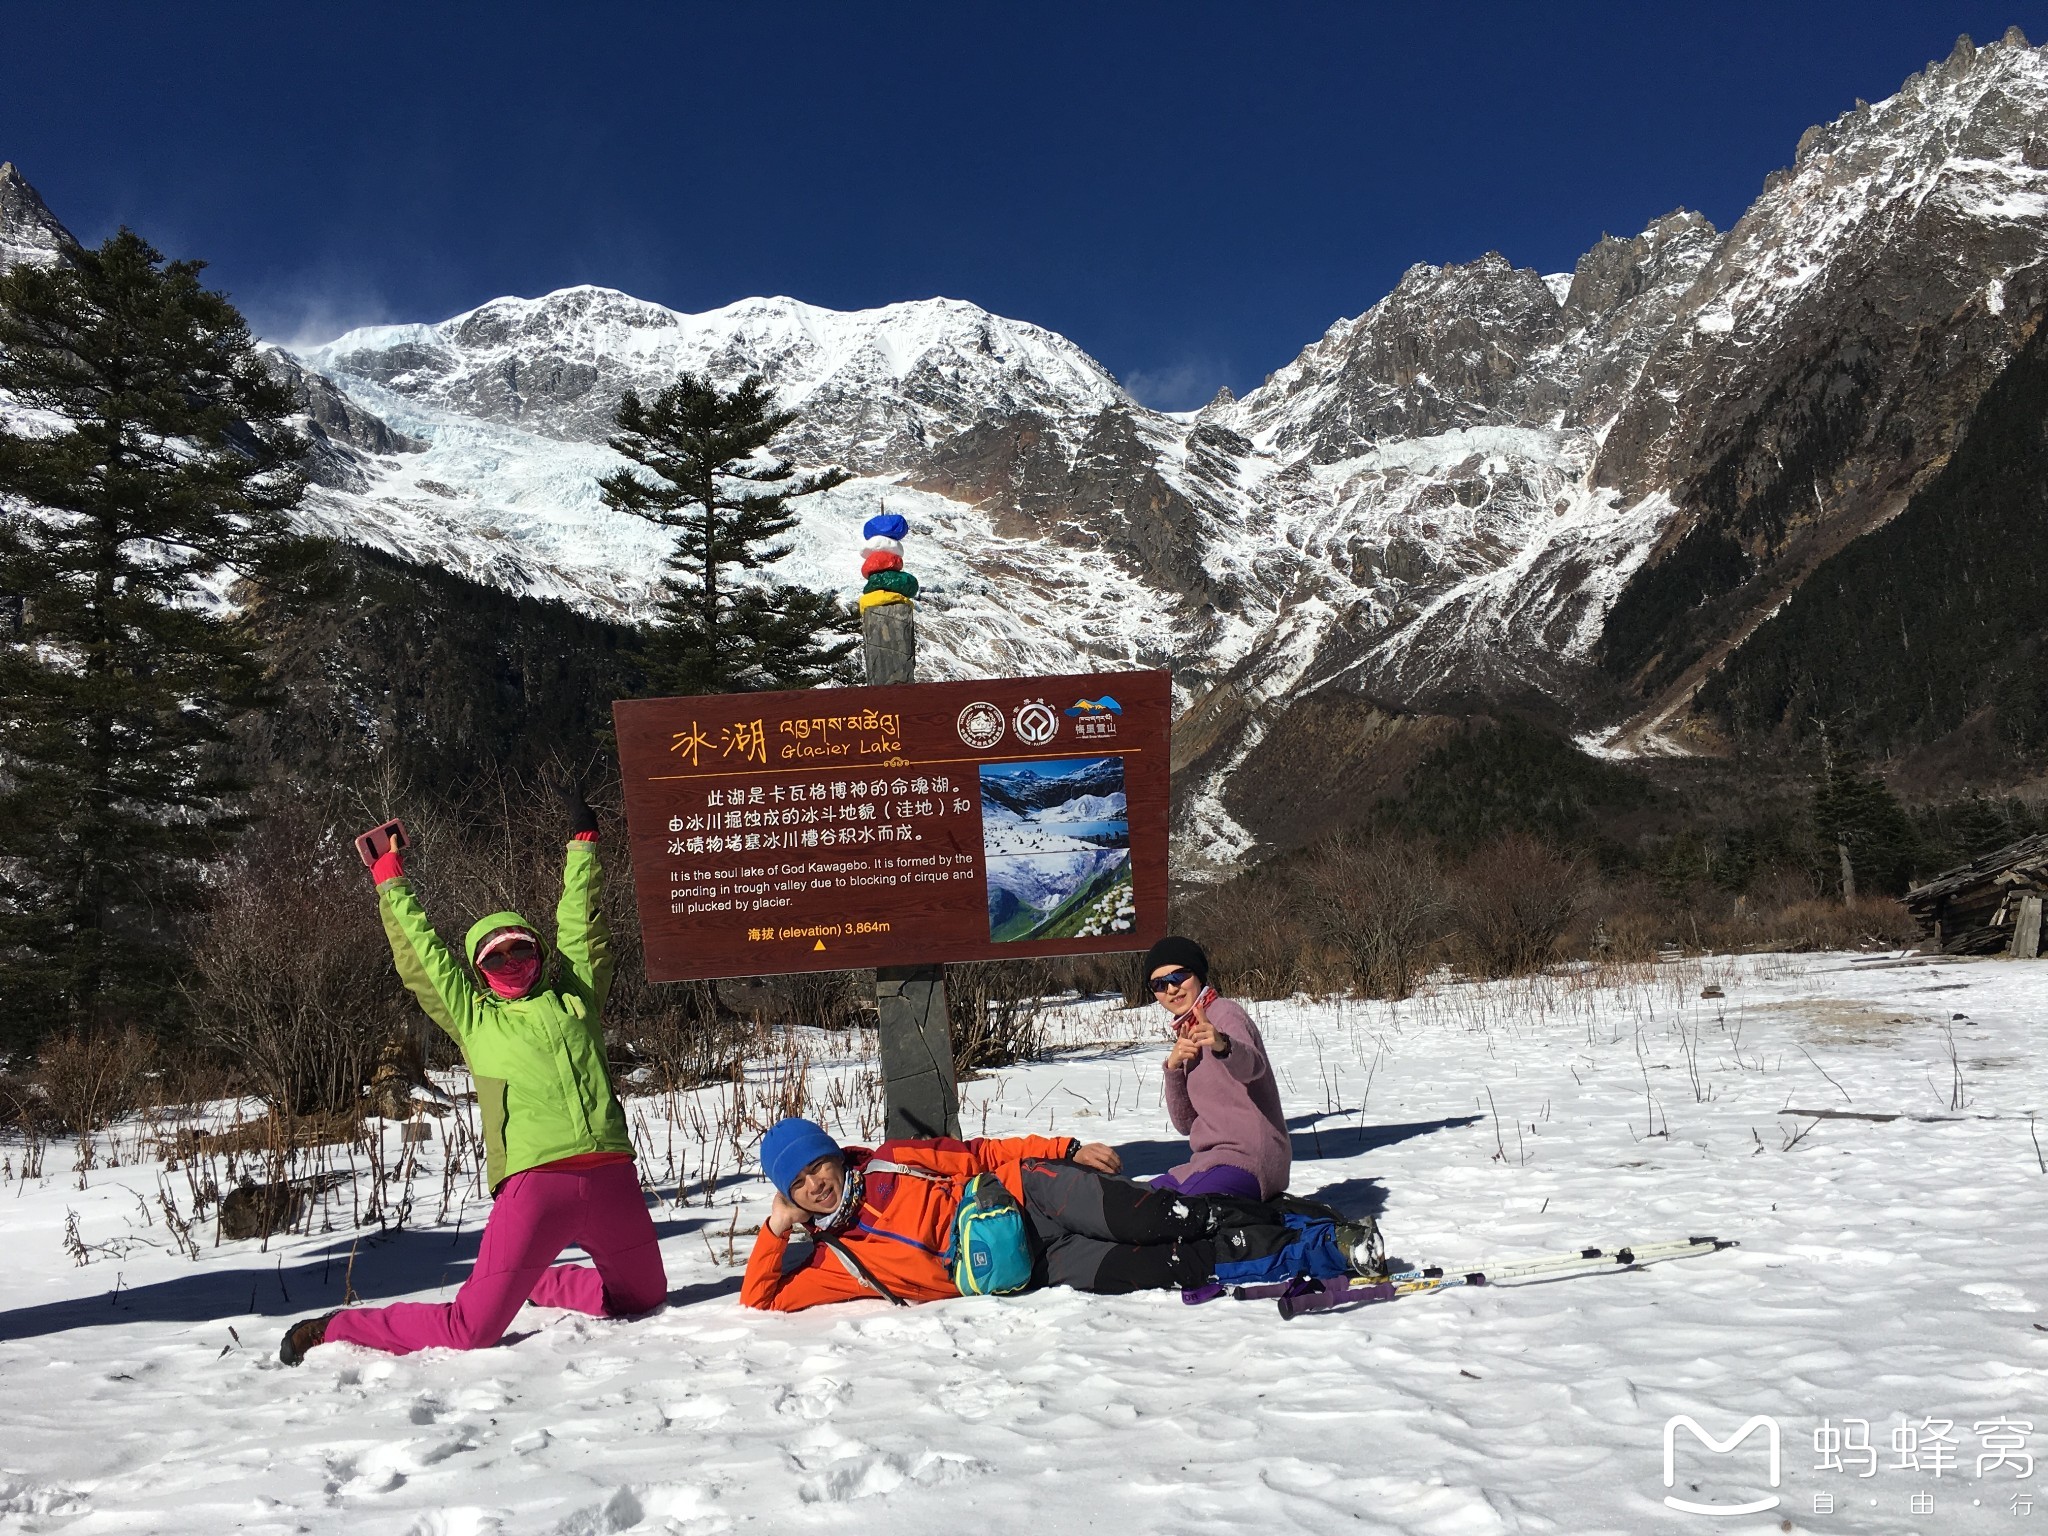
[1145,937,1291,1200]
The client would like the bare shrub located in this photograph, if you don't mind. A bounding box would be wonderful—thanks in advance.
[1180,872,1313,1001]
[947,961,1051,1074]
[761,971,867,1031]
[1571,873,1671,963]
[613,993,752,1093]
[185,810,405,1115]
[32,1027,158,1132]
[0,1066,54,1135]
[1304,833,1448,997]
[1450,834,1590,977]
[1724,896,1917,952]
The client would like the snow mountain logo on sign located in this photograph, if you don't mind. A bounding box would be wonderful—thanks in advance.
[1662,1414,1782,1516]
[1064,696,1120,739]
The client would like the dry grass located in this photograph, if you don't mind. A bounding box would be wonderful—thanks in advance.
[26,1029,160,1134]
[154,1106,370,1162]
[1175,831,1922,1003]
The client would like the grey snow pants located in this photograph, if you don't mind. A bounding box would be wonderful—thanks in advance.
[1017,1157,1296,1294]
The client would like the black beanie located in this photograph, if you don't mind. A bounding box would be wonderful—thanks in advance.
[1142,935,1209,983]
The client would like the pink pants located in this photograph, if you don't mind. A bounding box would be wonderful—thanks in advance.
[325,1159,667,1355]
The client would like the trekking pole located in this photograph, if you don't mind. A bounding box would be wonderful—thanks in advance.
[1240,1235,1738,1320]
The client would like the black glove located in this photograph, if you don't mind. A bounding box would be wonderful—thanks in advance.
[550,770,599,837]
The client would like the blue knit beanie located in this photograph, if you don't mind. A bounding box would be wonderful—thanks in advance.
[761,1117,843,1195]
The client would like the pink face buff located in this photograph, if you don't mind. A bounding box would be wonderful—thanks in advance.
[481,953,541,998]
[476,930,542,998]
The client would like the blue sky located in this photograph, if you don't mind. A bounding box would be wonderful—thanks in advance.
[2,3,2035,408]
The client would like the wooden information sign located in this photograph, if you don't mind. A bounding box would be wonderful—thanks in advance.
[613,670,1171,982]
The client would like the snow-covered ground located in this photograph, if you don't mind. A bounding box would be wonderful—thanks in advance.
[3,951,2044,1534]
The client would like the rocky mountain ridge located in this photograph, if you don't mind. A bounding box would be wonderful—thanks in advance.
[8,30,2048,871]
[0,162,72,272]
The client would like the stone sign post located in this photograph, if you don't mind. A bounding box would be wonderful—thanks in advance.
[861,597,960,1139]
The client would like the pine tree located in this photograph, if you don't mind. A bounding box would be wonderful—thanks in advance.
[1810,722,1922,901]
[598,372,855,694]
[0,231,313,1042]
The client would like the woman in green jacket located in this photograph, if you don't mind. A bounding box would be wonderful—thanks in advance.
[280,781,666,1364]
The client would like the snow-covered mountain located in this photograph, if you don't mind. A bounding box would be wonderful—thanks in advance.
[979,759,1129,817]
[0,163,71,272]
[300,289,1127,465]
[1038,793,1127,825]
[8,29,2048,871]
[269,289,1180,683]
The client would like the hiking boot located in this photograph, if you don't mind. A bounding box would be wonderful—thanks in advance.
[278,1310,339,1367]
[1336,1217,1384,1278]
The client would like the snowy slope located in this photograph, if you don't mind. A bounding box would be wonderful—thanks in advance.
[981,840,1123,909]
[1602,28,2048,500]
[4,951,2043,1533]
[1036,792,1126,824]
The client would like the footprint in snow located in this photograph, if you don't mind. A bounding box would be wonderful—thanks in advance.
[797,1449,989,1504]
[546,1481,719,1535]
[329,1434,477,1496]
[0,1473,91,1519]
[773,1376,850,1420]
[451,1382,513,1413]
[1964,1281,2037,1312]
[405,1508,509,1536]
[662,1392,733,1426]
[557,1354,633,1383]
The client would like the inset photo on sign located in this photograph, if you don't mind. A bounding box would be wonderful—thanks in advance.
[979,756,1134,942]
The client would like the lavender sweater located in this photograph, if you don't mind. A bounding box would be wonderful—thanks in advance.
[1161,995,1291,1198]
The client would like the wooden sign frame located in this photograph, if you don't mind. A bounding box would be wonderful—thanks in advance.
[613,670,1171,982]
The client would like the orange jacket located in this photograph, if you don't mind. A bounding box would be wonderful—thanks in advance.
[740,1133,1076,1311]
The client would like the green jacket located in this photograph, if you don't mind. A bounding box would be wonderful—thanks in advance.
[377,838,633,1192]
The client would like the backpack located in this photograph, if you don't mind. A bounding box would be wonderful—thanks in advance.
[864,1160,1037,1297]
[944,1172,1035,1296]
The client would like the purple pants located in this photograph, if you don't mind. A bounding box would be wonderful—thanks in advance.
[325,1159,666,1355]
[1150,1164,1263,1199]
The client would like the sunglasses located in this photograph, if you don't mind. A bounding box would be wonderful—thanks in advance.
[1148,968,1196,993]
[478,942,539,973]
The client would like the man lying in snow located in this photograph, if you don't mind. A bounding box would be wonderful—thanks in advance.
[741,1117,1381,1311]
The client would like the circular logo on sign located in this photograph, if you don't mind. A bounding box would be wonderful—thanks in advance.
[1012,699,1060,747]
[957,701,1006,749]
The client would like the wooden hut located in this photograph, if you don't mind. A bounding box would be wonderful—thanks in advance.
[1904,832,2048,956]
